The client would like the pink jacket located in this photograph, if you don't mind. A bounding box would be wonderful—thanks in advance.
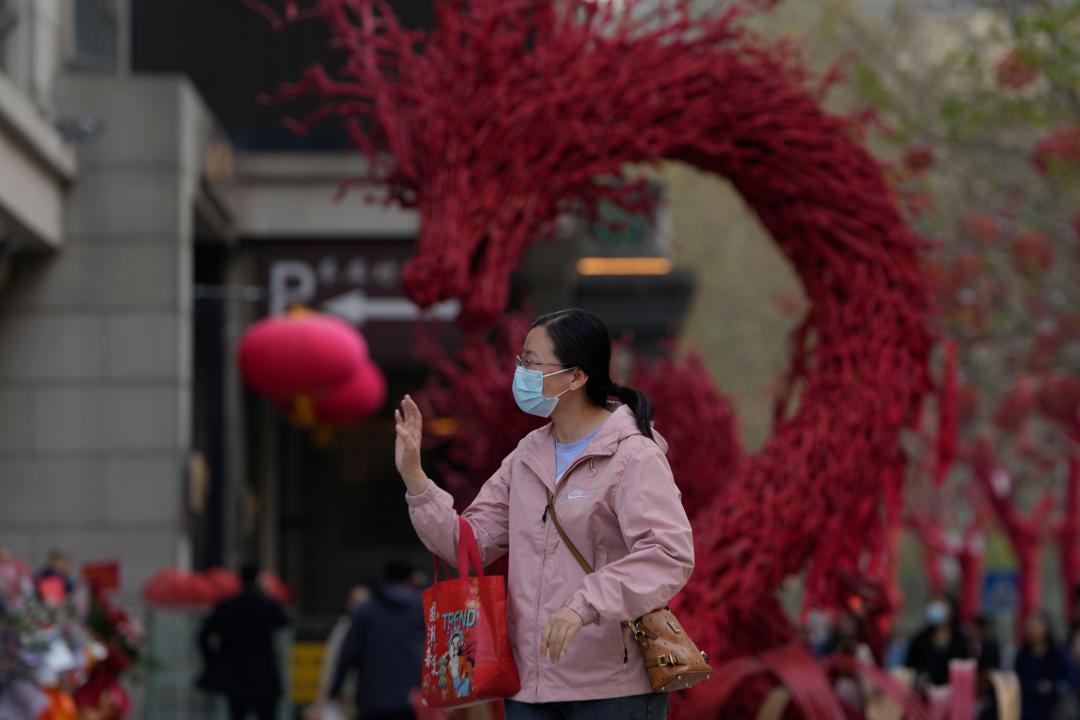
[406,404,695,703]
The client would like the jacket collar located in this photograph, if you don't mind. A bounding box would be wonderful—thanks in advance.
[518,404,668,491]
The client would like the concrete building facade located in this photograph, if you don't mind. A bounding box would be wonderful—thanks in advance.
[0,0,223,603]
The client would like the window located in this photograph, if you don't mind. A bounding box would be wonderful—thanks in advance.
[71,0,117,69]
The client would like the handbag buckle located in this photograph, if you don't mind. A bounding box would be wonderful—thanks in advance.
[657,653,679,667]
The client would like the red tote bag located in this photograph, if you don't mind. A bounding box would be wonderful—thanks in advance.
[420,518,520,709]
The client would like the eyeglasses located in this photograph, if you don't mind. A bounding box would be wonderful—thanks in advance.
[514,355,571,371]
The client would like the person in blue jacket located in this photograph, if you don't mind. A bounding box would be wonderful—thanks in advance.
[1015,609,1077,720]
[329,560,424,720]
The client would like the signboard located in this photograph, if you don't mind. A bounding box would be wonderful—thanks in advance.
[82,560,121,592]
[982,570,1019,616]
[260,242,461,363]
[290,641,326,705]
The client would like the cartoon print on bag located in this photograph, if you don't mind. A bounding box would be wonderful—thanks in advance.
[444,630,475,698]
[425,591,484,701]
[433,605,479,699]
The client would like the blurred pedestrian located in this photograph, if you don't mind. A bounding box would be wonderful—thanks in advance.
[827,609,875,712]
[197,563,289,720]
[1015,610,1076,720]
[883,627,909,671]
[968,615,1002,720]
[904,594,971,689]
[410,568,430,590]
[969,614,1002,672]
[311,585,371,720]
[805,609,834,657]
[328,560,424,720]
[1068,586,1080,672]
[35,549,74,596]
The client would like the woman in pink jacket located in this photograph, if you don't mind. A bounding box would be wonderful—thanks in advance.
[394,308,695,720]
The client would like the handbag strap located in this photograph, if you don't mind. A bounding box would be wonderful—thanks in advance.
[458,517,484,576]
[544,488,595,575]
[545,489,664,630]
[434,517,485,580]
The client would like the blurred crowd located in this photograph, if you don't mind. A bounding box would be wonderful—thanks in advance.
[809,591,1080,720]
[13,542,1080,720]
[194,560,429,720]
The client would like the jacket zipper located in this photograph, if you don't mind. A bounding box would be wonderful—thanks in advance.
[535,448,612,699]
[534,513,551,701]
[563,451,634,666]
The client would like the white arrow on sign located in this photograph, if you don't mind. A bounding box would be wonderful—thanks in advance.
[321,289,460,327]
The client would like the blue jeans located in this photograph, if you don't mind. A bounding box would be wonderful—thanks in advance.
[505,693,668,720]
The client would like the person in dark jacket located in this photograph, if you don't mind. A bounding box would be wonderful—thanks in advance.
[969,614,1003,720]
[904,594,971,689]
[969,614,1003,671]
[1015,609,1076,720]
[329,560,424,720]
[198,564,289,720]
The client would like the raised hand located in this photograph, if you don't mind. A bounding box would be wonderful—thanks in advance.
[394,394,427,494]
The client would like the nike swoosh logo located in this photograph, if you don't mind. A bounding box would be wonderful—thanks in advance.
[566,490,589,500]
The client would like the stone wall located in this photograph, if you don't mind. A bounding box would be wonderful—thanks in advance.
[0,75,212,601]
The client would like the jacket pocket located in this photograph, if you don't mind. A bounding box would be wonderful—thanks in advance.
[607,621,628,668]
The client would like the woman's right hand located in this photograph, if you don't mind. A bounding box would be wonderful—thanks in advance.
[394,395,428,494]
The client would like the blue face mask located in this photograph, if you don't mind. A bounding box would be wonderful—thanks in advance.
[926,601,949,626]
[512,366,573,418]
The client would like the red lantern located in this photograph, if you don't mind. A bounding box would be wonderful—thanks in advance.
[202,568,242,600]
[142,568,184,607]
[142,568,217,608]
[238,311,367,398]
[187,573,219,606]
[313,360,388,423]
[261,571,292,605]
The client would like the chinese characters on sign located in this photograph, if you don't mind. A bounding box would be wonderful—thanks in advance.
[260,242,461,363]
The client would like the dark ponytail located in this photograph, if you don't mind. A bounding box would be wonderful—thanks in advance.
[609,383,654,440]
[532,309,654,439]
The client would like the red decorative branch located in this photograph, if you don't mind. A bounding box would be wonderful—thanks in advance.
[957,516,987,624]
[970,438,1052,621]
[907,515,949,595]
[254,3,934,708]
[935,342,959,487]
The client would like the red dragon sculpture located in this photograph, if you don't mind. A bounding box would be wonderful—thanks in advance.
[255,0,934,714]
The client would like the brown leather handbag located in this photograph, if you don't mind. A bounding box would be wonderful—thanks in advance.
[544,489,713,692]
